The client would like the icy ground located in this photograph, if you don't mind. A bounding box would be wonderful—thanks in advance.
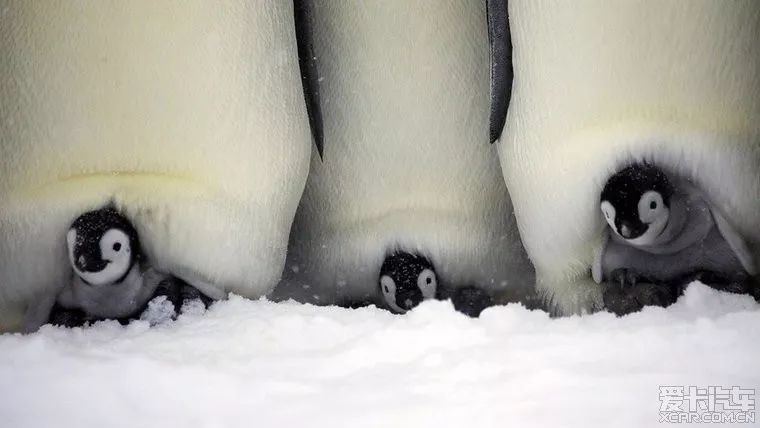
[1,283,758,428]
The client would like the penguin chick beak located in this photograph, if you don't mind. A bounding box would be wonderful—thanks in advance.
[398,290,423,310]
[75,253,108,273]
[75,255,87,271]
[617,221,646,240]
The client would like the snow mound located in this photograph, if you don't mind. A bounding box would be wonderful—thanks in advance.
[1,282,758,428]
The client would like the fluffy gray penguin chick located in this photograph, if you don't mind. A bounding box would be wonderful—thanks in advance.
[379,252,438,313]
[593,163,758,314]
[59,207,167,319]
[23,207,176,331]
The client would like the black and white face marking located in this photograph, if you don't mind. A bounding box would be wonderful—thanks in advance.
[600,163,673,246]
[66,208,140,286]
[379,252,437,313]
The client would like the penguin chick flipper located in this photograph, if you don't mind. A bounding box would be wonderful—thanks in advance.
[486,0,512,144]
[603,281,681,316]
[712,209,758,276]
[450,286,494,318]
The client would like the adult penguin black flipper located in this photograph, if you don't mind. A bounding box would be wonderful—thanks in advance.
[276,1,535,314]
[294,0,324,158]
[487,0,512,144]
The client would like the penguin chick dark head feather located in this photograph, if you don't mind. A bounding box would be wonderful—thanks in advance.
[379,251,437,313]
[66,207,141,286]
[600,163,674,245]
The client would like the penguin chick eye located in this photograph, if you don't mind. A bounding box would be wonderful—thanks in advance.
[638,191,666,223]
[380,275,406,313]
[380,275,396,298]
[416,269,437,300]
[100,229,131,262]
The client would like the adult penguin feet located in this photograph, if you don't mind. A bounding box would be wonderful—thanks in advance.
[140,276,213,325]
[603,270,759,316]
[450,286,494,318]
[602,280,683,316]
[603,267,684,316]
[686,271,760,303]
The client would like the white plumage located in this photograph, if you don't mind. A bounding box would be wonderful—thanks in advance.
[0,1,312,331]
[498,0,760,314]
[277,0,533,306]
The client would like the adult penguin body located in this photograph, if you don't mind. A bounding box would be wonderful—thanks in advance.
[491,0,760,314]
[0,1,313,331]
[277,0,534,310]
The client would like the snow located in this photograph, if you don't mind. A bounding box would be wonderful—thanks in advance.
[1,283,758,428]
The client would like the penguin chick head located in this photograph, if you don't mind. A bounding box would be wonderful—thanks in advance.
[600,163,674,246]
[66,207,140,286]
[379,252,437,313]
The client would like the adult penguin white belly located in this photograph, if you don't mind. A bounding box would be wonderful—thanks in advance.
[0,1,313,331]
[277,0,534,312]
[491,0,760,315]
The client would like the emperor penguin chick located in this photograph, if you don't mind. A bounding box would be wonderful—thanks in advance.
[379,252,438,313]
[379,252,496,317]
[593,163,758,315]
[24,208,200,331]
[58,208,167,322]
